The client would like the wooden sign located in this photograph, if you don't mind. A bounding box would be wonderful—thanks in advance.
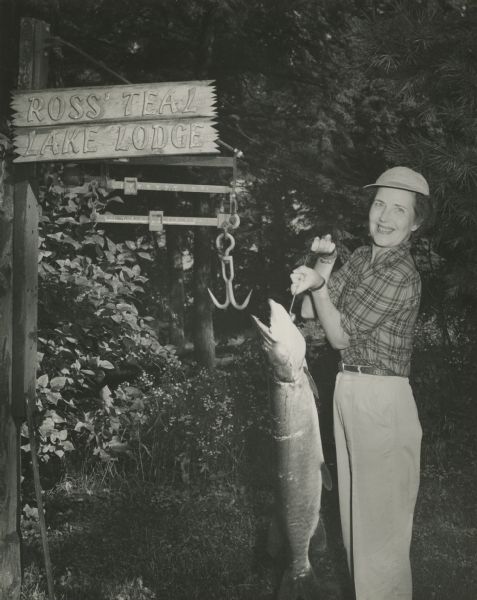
[12,80,216,127]
[13,118,218,163]
[12,80,219,162]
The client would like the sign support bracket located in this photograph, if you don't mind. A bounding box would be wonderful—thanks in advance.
[93,210,240,232]
[107,177,232,196]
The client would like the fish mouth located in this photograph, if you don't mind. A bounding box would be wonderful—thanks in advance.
[252,300,307,379]
[251,312,278,349]
[251,299,294,349]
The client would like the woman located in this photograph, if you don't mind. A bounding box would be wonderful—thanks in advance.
[290,166,432,600]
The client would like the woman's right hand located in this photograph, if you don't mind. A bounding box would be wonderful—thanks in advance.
[290,266,325,296]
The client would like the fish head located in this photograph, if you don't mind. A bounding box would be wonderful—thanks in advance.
[252,299,306,382]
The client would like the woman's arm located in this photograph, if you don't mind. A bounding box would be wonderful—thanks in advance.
[290,266,350,350]
[300,235,337,318]
[308,284,350,350]
[301,253,337,318]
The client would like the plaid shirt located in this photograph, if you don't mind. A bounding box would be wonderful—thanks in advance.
[328,242,421,376]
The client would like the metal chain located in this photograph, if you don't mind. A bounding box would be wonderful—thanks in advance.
[215,229,235,258]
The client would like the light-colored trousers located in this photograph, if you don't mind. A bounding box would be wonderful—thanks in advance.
[333,371,422,600]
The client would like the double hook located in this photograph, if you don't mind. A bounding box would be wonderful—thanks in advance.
[208,231,252,310]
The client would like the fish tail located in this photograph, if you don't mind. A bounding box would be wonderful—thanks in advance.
[277,566,321,600]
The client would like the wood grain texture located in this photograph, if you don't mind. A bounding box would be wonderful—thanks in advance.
[0,102,21,600]
[12,81,216,127]
[106,155,234,168]
[11,17,53,600]
[14,118,219,162]
[12,179,38,420]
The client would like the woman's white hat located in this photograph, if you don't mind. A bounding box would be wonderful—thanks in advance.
[364,166,429,196]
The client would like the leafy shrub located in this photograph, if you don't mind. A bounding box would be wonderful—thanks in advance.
[27,179,177,466]
[93,342,271,485]
[28,177,272,490]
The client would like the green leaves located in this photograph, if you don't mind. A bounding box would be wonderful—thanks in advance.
[50,376,67,391]
[32,175,175,463]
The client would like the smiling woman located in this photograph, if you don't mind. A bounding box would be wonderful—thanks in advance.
[290,165,432,600]
[368,187,419,252]
[365,167,434,249]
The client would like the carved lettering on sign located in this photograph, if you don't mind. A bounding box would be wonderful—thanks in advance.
[13,119,218,162]
[12,80,218,162]
[12,81,216,127]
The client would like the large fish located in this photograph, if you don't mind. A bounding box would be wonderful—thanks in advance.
[252,299,331,600]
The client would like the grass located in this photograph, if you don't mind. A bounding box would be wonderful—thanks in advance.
[21,444,477,599]
[22,481,275,600]
[412,463,477,599]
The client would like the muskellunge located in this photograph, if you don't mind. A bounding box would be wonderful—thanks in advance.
[252,299,331,600]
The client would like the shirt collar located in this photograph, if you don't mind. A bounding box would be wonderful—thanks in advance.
[369,240,412,268]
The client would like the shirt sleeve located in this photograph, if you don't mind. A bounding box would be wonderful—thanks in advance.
[340,269,421,340]
[327,254,355,305]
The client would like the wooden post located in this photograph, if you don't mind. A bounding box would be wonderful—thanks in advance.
[0,131,20,600]
[0,2,22,598]
[12,15,49,430]
[12,17,50,600]
[12,180,39,422]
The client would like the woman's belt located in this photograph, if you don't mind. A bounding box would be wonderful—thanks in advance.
[339,361,397,377]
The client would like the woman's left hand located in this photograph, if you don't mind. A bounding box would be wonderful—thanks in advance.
[290,266,325,295]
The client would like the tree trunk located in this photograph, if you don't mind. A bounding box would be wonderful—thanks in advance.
[192,4,220,368]
[167,225,186,351]
[193,197,216,368]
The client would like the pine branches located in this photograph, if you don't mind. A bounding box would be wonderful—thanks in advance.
[350,0,477,306]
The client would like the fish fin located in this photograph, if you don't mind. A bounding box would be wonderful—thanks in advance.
[312,517,327,552]
[321,462,332,491]
[303,365,319,400]
[277,566,321,600]
[267,516,284,559]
